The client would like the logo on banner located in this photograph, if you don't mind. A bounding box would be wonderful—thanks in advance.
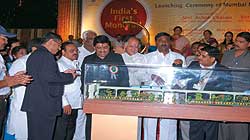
[101,0,147,37]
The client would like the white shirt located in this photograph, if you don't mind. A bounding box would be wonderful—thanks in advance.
[0,55,10,95]
[78,45,94,67]
[122,53,147,86]
[7,54,29,137]
[145,50,186,86]
[8,54,30,108]
[57,56,82,109]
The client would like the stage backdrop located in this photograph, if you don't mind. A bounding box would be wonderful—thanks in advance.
[81,0,250,45]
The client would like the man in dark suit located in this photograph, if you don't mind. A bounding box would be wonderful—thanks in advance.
[81,35,129,140]
[21,32,77,140]
[186,43,232,140]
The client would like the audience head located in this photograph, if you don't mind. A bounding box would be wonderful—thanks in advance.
[155,32,171,54]
[0,25,16,50]
[173,26,183,35]
[11,45,27,59]
[6,38,21,55]
[124,36,140,56]
[82,30,97,46]
[93,35,111,59]
[68,35,74,40]
[197,44,220,67]
[235,32,250,51]
[191,42,200,55]
[61,41,78,61]
[224,31,233,43]
[203,30,213,39]
[41,32,62,55]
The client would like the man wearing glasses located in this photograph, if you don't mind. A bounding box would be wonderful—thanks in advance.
[186,44,231,140]
[54,42,83,140]
[21,32,77,140]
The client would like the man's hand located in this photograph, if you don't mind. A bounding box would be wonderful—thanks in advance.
[5,71,32,87]
[151,74,165,86]
[173,59,183,67]
[174,59,183,65]
[63,105,72,115]
[64,69,78,79]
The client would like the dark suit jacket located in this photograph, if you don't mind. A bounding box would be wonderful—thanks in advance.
[186,61,232,92]
[21,46,74,116]
[81,52,129,94]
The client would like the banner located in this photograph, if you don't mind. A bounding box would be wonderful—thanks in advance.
[82,0,250,45]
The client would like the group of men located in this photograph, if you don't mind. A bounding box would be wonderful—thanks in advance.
[1,22,250,140]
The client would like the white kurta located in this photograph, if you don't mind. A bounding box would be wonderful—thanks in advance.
[122,53,148,86]
[57,56,83,109]
[78,45,94,67]
[122,52,147,140]
[74,46,94,140]
[58,56,86,140]
[144,50,185,140]
[7,54,29,140]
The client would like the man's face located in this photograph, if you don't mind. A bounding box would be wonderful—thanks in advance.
[9,42,21,55]
[191,44,198,55]
[95,43,110,59]
[203,31,211,39]
[235,36,250,51]
[62,44,78,61]
[14,48,27,59]
[0,35,8,50]
[125,38,139,56]
[49,39,62,55]
[156,36,170,54]
[197,50,215,67]
[85,32,97,47]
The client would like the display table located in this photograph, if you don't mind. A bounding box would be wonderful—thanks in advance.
[84,99,250,140]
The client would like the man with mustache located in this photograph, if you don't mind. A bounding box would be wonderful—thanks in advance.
[81,35,129,140]
[219,32,250,140]
[144,32,186,140]
[53,42,82,140]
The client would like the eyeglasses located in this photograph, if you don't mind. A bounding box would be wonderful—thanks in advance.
[53,40,62,47]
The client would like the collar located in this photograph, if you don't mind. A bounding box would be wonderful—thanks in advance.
[60,56,75,64]
[200,61,217,69]
[156,49,172,56]
[124,52,140,57]
[80,44,94,54]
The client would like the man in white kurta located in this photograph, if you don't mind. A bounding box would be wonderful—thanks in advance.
[144,32,186,140]
[122,37,147,86]
[7,38,41,140]
[74,30,96,140]
[54,42,83,140]
[121,37,147,140]
[78,30,97,66]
